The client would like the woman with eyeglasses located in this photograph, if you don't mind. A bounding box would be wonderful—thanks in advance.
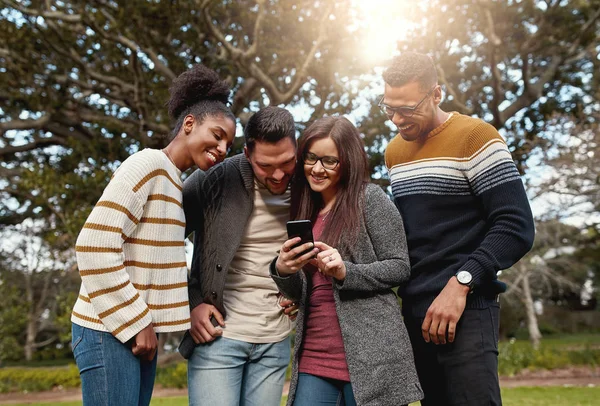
[270,116,423,406]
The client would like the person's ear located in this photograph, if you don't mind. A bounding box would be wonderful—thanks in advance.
[432,85,443,106]
[183,115,195,135]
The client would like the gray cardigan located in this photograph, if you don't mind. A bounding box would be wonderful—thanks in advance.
[272,184,423,406]
[179,154,256,358]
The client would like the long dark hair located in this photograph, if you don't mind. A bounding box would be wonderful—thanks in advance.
[291,116,369,249]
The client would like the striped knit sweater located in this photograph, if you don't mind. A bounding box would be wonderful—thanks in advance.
[72,148,191,343]
[385,113,535,317]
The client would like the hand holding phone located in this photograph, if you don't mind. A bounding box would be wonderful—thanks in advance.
[286,220,314,256]
[275,220,318,276]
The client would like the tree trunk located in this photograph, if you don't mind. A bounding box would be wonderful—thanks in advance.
[521,271,542,350]
[24,315,37,362]
[158,333,168,356]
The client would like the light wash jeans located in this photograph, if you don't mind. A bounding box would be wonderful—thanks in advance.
[187,336,291,406]
[293,373,356,406]
[71,323,157,406]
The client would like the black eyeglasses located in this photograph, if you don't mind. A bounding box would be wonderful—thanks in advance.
[303,152,340,170]
[378,86,436,119]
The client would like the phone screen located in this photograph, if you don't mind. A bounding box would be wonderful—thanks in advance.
[286,220,314,256]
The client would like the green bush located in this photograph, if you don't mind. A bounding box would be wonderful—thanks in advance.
[0,364,81,393]
[498,338,600,376]
[155,362,187,389]
[2,335,599,393]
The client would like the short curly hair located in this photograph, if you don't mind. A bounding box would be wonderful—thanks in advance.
[382,52,437,91]
[166,64,235,141]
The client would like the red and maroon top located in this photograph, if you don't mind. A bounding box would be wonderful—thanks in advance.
[297,213,350,382]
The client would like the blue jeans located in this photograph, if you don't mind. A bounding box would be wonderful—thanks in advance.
[71,323,157,406]
[187,336,291,406]
[293,373,356,406]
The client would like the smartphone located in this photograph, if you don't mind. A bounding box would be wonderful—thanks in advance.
[286,220,314,257]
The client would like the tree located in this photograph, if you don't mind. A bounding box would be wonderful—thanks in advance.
[394,0,600,173]
[502,219,587,348]
[530,113,600,227]
[530,112,600,307]
[0,224,77,361]
[501,112,600,347]
[1,0,365,247]
[2,0,599,355]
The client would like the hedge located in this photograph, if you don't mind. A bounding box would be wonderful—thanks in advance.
[1,340,599,393]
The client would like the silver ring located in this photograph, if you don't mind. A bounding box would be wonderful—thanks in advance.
[328,255,334,262]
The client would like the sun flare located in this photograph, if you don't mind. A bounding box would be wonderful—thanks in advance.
[351,0,422,65]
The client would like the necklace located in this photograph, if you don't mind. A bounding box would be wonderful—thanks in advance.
[163,148,176,167]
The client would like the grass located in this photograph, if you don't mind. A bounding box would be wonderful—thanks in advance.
[497,334,600,376]
[6,387,600,406]
[501,333,600,350]
[501,386,600,405]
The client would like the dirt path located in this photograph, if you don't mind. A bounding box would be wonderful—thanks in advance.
[1,369,598,404]
[499,366,600,388]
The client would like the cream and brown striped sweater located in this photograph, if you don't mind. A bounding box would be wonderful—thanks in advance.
[72,148,191,343]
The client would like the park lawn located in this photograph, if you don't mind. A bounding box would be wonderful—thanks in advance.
[6,386,600,406]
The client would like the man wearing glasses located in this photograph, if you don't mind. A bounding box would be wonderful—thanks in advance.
[381,52,535,405]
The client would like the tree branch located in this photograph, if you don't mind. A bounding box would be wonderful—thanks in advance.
[245,0,266,59]
[85,14,176,81]
[436,65,473,114]
[0,135,68,156]
[200,0,333,105]
[32,336,57,349]
[501,6,600,122]
[2,0,82,23]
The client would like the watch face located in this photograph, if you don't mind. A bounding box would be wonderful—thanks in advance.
[457,271,472,285]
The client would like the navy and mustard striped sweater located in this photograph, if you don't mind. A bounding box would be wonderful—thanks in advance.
[385,113,535,317]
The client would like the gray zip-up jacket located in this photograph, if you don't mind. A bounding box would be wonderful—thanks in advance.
[179,154,257,358]
[272,184,423,406]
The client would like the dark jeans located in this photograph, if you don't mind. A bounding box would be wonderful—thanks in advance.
[404,304,502,406]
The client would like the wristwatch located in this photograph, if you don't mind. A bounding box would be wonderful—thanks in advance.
[455,270,474,292]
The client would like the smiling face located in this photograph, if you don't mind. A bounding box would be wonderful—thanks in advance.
[303,137,341,201]
[186,114,236,170]
[245,137,297,195]
[383,81,441,142]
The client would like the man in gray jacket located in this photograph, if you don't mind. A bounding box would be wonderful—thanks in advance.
[180,106,298,406]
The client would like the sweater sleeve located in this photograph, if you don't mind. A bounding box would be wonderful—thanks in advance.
[183,169,207,310]
[460,123,535,287]
[337,184,411,292]
[75,176,152,343]
[269,258,305,302]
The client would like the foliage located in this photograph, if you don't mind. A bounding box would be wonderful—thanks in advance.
[1,334,599,395]
[0,0,363,246]
[1,0,599,241]
[498,335,600,376]
[0,279,28,362]
[154,362,187,389]
[398,0,600,173]
[0,365,80,393]
[0,227,79,362]
[1,0,599,359]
